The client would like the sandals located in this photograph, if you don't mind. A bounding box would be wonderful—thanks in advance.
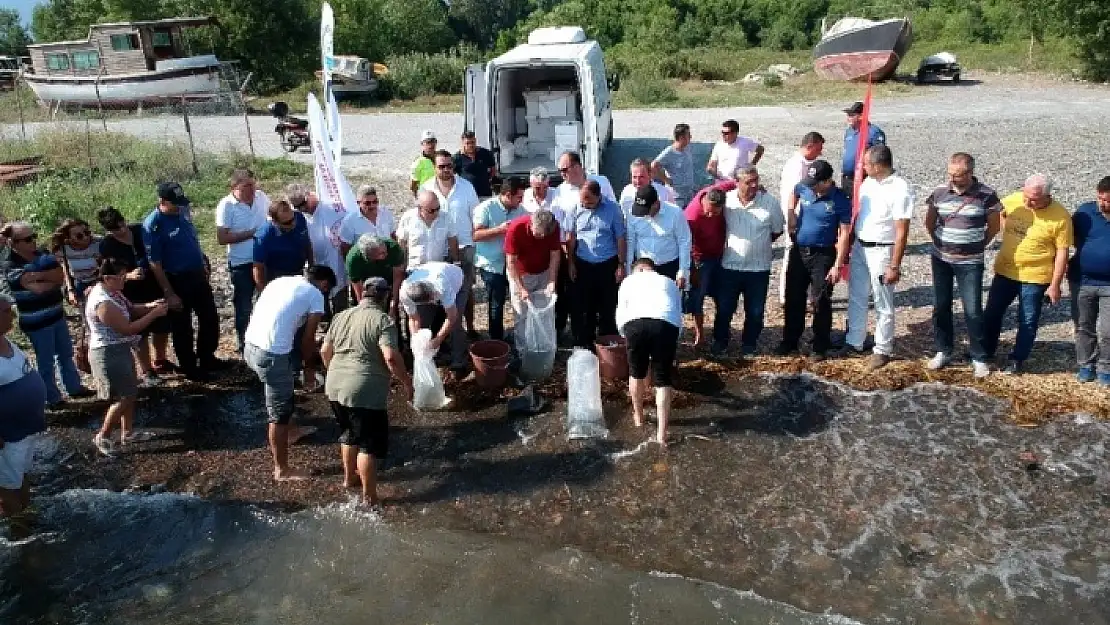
[92,434,116,457]
[121,430,157,444]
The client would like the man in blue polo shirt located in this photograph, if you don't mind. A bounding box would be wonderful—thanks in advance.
[566,179,627,349]
[144,181,228,382]
[841,101,886,199]
[252,199,312,293]
[777,160,852,360]
[1071,176,1110,384]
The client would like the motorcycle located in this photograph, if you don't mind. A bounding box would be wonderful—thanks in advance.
[267,101,311,153]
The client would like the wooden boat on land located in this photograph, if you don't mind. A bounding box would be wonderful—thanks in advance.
[813,16,913,82]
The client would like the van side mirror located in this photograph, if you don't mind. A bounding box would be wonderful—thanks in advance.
[608,72,620,92]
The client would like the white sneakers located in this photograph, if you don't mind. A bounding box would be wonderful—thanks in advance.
[926,351,990,379]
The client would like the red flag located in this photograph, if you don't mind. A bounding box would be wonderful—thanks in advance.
[840,77,873,282]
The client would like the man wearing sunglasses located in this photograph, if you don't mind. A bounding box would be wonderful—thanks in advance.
[422,150,480,338]
[215,169,269,354]
[707,119,763,182]
[252,199,313,294]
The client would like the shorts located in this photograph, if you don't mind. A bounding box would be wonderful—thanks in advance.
[624,318,680,387]
[330,402,389,458]
[0,436,36,489]
[245,343,295,425]
[90,342,139,399]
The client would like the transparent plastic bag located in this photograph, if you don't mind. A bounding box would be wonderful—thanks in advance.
[565,348,608,440]
[519,293,557,382]
[410,329,451,410]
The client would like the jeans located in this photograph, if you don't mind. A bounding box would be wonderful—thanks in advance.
[683,257,720,315]
[571,256,619,348]
[229,263,255,353]
[931,256,986,360]
[712,268,770,350]
[555,252,574,335]
[26,318,83,404]
[244,343,295,425]
[981,274,1048,363]
[1074,284,1110,372]
[166,269,220,372]
[478,268,509,341]
[782,246,836,353]
[846,242,896,356]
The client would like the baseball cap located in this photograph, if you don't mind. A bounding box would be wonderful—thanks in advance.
[362,276,390,294]
[632,185,659,217]
[420,130,436,142]
[843,101,864,115]
[801,160,835,187]
[156,181,189,206]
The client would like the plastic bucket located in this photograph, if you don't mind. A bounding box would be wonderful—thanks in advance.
[469,340,511,389]
[594,335,629,380]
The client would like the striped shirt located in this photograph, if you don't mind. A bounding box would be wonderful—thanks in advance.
[4,250,65,333]
[62,239,101,287]
[926,178,1001,265]
[722,190,784,272]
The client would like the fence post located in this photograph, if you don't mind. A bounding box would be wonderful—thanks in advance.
[94,69,108,133]
[15,76,26,141]
[180,96,200,176]
[239,72,256,161]
[85,116,94,174]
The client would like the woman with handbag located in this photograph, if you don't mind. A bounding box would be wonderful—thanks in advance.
[85,258,170,456]
[97,207,174,384]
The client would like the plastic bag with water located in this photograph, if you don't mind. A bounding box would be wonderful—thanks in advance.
[410,329,451,410]
[519,293,557,382]
[565,348,608,440]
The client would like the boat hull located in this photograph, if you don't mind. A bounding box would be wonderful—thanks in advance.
[814,19,913,82]
[23,65,222,105]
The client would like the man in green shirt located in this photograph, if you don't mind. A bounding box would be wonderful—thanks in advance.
[409,130,438,196]
[320,277,412,507]
[345,234,406,317]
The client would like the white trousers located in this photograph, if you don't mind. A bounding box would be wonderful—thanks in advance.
[846,241,896,356]
[777,240,791,304]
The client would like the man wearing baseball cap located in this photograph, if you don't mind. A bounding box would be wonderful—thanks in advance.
[841,101,886,199]
[777,160,852,360]
[626,184,692,288]
[410,130,438,195]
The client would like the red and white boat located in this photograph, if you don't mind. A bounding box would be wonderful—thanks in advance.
[813,17,914,82]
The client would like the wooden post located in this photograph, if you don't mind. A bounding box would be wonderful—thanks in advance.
[85,116,94,174]
[239,72,256,160]
[181,96,200,176]
[94,69,108,132]
[14,76,26,140]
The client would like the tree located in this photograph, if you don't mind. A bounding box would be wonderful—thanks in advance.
[0,8,32,56]
[1056,0,1110,80]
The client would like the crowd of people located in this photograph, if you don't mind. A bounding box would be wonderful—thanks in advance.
[0,100,1108,512]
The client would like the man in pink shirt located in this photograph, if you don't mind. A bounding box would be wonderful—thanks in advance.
[683,181,735,346]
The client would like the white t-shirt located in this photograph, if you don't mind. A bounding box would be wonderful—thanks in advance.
[0,342,32,385]
[84,284,139,348]
[616,269,682,331]
[338,209,396,244]
[779,152,813,218]
[215,190,269,267]
[618,181,676,221]
[244,276,326,355]
[395,208,456,270]
[303,203,348,291]
[422,176,479,247]
[710,137,760,180]
[522,187,558,214]
[400,261,464,316]
[855,174,915,244]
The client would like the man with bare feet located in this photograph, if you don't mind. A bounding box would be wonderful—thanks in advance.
[244,265,336,481]
[321,277,412,506]
[615,258,682,445]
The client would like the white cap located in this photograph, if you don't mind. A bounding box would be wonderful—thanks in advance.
[421,130,436,142]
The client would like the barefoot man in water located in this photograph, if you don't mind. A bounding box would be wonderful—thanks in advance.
[321,277,412,506]
[244,265,336,481]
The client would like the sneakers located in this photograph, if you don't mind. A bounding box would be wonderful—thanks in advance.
[1077,366,1096,383]
[926,352,951,371]
[867,353,891,371]
[836,343,867,358]
[972,360,991,379]
[1001,360,1023,375]
[92,433,116,457]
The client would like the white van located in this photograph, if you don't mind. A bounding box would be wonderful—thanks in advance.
[464,26,613,181]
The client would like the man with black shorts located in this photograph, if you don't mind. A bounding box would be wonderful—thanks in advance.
[616,258,682,445]
[321,277,413,506]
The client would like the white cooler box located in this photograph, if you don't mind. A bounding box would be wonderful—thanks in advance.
[524,88,577,119]
[554,121,583,151]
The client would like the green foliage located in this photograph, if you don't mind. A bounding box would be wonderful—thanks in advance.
[622,71,678,106]
[376,44,482,100]
[1055,0,1110,80]
[0,9,32,56]
[762,72,783,88]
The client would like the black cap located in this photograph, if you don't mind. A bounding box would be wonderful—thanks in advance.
[156,181,189,206]
[632,185,659,217]
[362,276,390,294]
[843,101,864,115]
[801,160,835,187]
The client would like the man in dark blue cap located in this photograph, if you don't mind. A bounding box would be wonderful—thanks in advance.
[841,101,886,199]
[143,182,229,382]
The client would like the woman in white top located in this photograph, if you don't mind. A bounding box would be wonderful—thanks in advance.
[51,218,101,305]
[85,258,170,456]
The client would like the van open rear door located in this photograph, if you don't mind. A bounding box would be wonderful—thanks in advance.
[463,64,491,149]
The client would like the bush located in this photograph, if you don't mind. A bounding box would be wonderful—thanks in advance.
[622,72,678,106]
[378,45,485,100]
[762,72,784,88]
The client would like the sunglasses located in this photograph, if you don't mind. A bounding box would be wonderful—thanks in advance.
[436,164,454,170]
[557,167,570,174]
[13,233,36,243]
[358,199,379,206]
[291,200,307,211]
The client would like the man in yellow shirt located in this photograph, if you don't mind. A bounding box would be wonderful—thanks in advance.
[982,174,1073,374]
[409,130,438,196]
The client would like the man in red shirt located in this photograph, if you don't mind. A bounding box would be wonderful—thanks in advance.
[683,183,733,346]
[504,209,562,348]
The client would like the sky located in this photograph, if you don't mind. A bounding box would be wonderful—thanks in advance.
[8,0,39,28]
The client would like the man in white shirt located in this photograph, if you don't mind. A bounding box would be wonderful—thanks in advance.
[842,145,913,371]
[214,168,269,353]
[338,185,396,257]
[777,132,826,305]
[616,258,682,446]
[400,261,468,371]
[712,167,784,357]
[243,265,336,482]
[522,167,559,215]
[555,151,616,206]
[627,185,692,288]
[395,190,459,271]
[423,149,480,338]
[619,158,675,221]
[286,183,349,315]
[707,119,764,182]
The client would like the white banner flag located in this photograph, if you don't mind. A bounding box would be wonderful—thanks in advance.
[327,86,342,169]
[308,93,356,214]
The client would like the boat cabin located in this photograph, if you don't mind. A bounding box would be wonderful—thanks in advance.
[26,17,217,78]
